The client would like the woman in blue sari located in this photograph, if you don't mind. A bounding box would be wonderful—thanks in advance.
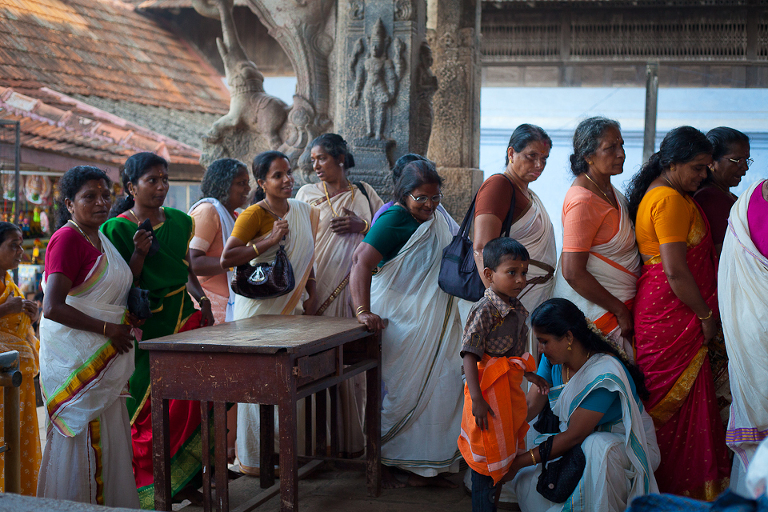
[506,298,660,512]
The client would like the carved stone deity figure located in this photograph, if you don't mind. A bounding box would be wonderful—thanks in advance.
[350,19,404,140]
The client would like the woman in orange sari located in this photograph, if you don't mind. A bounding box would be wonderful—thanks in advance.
[0,222,40,495]
[626,126,731,499]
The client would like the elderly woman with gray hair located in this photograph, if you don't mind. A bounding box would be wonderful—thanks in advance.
[553,117,641,359]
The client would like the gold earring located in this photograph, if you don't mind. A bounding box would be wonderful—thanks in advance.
[567,342,572,351]
[587,161,593,165]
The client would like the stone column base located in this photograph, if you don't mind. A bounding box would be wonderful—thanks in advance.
[438,167,484,222]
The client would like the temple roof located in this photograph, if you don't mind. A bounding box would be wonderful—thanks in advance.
[0,86,201,171]
[0,0,230,115]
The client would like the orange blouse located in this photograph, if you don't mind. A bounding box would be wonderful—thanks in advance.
[635,186,705,260]
[561,186,620,253]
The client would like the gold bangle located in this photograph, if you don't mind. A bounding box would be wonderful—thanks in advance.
[530,449,536,466]
[103,322,107,337]
[361,219,370,234]
[198,296,210,304]
[698,309,713,321]
[252,245,260,257]
[307,277,316,282]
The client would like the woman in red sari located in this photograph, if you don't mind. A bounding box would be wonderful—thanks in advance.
[625,126,731,500]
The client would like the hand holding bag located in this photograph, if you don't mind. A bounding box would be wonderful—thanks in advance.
[127,286,152,320]
[230,241,295,300]
[438,174,517,302]
[536,434,587,503]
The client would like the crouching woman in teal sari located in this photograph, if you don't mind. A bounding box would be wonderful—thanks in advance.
[505,298,660,512]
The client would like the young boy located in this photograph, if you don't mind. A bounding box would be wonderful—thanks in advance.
[457,237,549,512]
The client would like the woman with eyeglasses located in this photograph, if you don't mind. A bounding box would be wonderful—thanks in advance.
[349,160,464,489]
[693,127,751,257]
[626,126,731,500]
[472,124,557,342]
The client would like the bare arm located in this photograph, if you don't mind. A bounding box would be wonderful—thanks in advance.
[561,251,634,338]
[220,219,288,269]
[185,249,214,327]
[659,241,718,342]
[189,249,227,277]
[43,273,135,354]
[472,213,503,287]
[303,268,318,316]
[525,380,549,422]
[349,242,386,331]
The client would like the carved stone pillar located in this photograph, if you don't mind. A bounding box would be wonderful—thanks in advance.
[334,0,434,193]
[426,0,484,218]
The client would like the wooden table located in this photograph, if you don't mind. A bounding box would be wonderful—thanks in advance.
[140,315,381,512]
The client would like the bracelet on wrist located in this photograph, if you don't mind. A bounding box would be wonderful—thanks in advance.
[698,309,713,321]
[198,296,210,305]
[361,219,370,235]
[529,449,537,466]
[252,245,260,257]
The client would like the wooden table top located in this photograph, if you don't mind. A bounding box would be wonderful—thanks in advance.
[138,315,370,354]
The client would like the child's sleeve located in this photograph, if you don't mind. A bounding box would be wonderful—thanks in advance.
[460,304,488,360]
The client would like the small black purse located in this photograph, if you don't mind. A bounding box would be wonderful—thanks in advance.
[533,400,560,434]
[230,243,295,300]
[536,435,587,503]
[127,286,152,320]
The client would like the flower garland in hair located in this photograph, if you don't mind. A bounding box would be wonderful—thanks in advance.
[585,318,632,364]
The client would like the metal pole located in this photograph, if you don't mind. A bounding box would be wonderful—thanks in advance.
[13,121,20,225]
[643,62,659,163]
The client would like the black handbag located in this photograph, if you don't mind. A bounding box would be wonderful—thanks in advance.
[536,435,587,503]
[437,174,516,302]
[127,286,152,320]
[533,400,560,434]
[230,242,295,300]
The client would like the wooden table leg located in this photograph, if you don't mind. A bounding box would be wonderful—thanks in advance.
[260,404,275,489]
[366,333,382,497]
[315,390,327,457]
[214,402,229,512]
[278,359,298,512]
[329,384,339,458]
[303,395,312,456]
[151,394,172,510]
[201,401,212,512]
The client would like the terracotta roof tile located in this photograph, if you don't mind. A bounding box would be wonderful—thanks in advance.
[0,86,202,167]
[0,0,229,114]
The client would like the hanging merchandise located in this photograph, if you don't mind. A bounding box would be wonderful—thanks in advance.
[2,174,20,200]
[25,175,52,204]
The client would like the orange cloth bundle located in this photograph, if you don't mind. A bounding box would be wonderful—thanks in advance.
[458,353,535,484]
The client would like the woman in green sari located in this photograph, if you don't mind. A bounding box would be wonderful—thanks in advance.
[102,152,214,508]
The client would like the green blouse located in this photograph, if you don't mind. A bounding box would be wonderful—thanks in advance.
[363,205,420,266]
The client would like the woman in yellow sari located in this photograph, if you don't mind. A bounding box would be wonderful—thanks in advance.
[0,222,40,495]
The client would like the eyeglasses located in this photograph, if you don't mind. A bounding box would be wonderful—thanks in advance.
[409,193,443,204]
[727,157,753,168]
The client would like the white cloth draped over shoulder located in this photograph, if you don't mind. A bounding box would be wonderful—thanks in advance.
[296,182,383,317]
[719,180,768,471]
[189,197,236,322]
[553,187,641,359]
[371,211,464,477]
[37,231,139,508]
[234,198,319,473]
[510,354,660,512]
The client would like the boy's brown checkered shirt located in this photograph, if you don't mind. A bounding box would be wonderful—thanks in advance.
[460,288,529,359]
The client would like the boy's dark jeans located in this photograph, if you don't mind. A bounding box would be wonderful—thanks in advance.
[471,468,498,512]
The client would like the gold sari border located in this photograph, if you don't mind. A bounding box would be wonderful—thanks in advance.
[315,274,350,316]
[649,346,708,428]
[681,476,730,502]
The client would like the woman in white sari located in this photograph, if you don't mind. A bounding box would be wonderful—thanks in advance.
[507,298,660,512]
[472,124,557,344]
[221,150,319,475]
[554,118,641,359]
[719,178,768,495]
[37,166,140,507]
[350,160,464,488]
[296,133,383,456]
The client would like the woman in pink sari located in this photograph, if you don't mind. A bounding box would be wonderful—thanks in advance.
[625,126,731,500]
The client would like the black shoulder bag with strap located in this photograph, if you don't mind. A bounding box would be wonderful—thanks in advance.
[438,174,517,302]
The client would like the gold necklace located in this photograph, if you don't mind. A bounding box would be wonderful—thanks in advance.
[565,352,592,383]
[68,219,102,253]
[584,173,616,208]
[322,181,354,217]
[263,198,288,220]
[663,177,679,194]
[128,209,140,223]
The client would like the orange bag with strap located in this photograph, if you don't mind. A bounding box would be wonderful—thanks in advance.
[458,352,535,484]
